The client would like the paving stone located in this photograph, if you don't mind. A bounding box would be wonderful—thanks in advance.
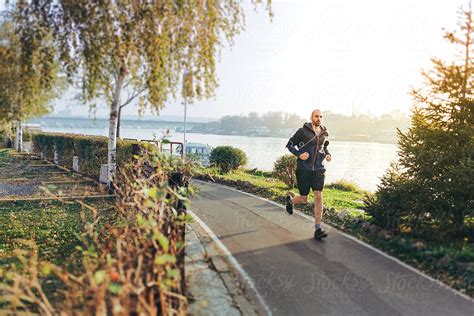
[187,268,240,316]
[185,227,207,262]
[186,222,263,316]
[211,255,231,273]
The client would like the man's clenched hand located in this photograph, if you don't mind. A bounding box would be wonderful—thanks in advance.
[299,152,309,160]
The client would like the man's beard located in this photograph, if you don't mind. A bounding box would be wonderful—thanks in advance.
[313,121,321,126]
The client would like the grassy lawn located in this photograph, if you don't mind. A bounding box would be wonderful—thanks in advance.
[0,200,116,261]
[0,148,10,164]
[203,168,366,213]
[0,199,116,306]
[0,200,113,267]
[0,200,84,305]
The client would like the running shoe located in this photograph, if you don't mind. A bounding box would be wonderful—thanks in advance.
[285,195,293,215]
[314,228,328,240]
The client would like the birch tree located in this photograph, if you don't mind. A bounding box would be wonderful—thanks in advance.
[15,0,272,187]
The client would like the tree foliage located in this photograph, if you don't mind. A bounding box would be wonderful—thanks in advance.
[12,0,272,112]
[365,3,474,238]
[12,0,271,185]
[0,10,61,128]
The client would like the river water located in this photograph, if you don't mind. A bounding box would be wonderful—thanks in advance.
[40,126,398,192]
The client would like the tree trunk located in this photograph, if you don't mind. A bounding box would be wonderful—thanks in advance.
[453,209,465,238]
[107,73,126,189]
[183,102,187,160]
[116,105,123,139]
[14,123,19,150]
[15,121,23,152]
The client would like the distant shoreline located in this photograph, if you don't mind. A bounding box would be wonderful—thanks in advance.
[29,116,402,146]
[37,127,399,146]
[183,130,398,145]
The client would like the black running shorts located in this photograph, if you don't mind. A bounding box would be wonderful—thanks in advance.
[296,169,325,196]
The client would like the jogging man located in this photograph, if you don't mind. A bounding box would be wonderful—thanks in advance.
[285,109,331,240]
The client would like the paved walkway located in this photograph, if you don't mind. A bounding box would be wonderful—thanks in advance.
[191,180,474,316]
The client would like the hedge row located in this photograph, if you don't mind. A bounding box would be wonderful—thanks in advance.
[31,132,143,179]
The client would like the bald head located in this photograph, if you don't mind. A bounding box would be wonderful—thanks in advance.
[311,109,323,126]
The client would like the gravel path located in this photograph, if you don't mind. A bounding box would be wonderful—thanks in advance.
[0,182,39,196]
[0,150,103,199]
[0,151,43,197]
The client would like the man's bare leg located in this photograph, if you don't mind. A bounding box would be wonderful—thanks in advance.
[285,193,307,214]
[313,191,327,239]
[314,191,323,225]
[289,193,323,220]
[293,195,307,204]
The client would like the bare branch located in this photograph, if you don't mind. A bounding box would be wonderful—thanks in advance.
[120,87,146,109]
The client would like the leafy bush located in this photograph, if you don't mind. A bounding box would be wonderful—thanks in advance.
[248,168,273,178]
[366,162,474,239]
[22,131,33,142]
[364,163,426,232]
[273,154,297,188]
[326,180,362,192]
[209,146,247,173]
[31,132,142,179]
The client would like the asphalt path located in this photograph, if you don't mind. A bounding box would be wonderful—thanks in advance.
[191,180,474,316]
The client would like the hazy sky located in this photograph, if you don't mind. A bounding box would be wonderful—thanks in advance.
[11,0,469,119]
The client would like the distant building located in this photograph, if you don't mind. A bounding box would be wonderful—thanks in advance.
[244,127,270,137]
[274,128,294,138]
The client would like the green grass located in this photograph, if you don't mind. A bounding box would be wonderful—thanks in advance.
[221,169,288,190]
[0,148,10,164]
[326,179,363,192]
[0,201,84,266]
[202,168,366,212]
[0,198,116,305]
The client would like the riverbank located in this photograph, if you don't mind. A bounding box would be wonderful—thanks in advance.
[195,168,474,297]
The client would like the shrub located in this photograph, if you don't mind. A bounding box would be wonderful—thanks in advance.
[365,162,473,240]
[363,163,425,233]
[209,146,247,173]
[326,180,362,192]
[273,154,297,188]
[22,131,33,142]
[248,168,273,178]
[31,132,142,179]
